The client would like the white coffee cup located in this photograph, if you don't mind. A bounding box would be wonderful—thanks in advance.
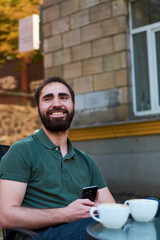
[124,199,158,222]
[90,203,130,229]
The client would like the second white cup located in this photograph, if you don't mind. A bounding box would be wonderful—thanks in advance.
[124,199,158,222]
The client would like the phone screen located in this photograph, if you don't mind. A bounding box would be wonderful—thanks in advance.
[82,185,98,202]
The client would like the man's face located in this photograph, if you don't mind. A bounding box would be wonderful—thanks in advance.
[38,82,75,133]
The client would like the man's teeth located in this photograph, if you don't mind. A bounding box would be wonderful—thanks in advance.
[51,112,63,115]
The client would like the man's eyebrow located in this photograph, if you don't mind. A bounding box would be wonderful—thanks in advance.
[58,92,70,97]
[42,93,53,99]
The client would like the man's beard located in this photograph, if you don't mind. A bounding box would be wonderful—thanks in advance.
[38,107,74,133]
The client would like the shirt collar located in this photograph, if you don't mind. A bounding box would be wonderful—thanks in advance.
[35,127,56,149]
[35,128,75,159]
[65,138,75,160]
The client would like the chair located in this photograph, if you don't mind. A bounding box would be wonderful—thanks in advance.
[0,144,44,240]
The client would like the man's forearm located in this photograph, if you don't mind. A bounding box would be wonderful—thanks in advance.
[1,206,67,230]
[0,199,94,230]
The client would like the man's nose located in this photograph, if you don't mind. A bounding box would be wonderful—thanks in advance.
[52,97,62,106]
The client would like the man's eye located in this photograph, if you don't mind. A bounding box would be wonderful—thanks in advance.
[61,96,68,100]
[44,97,51,101]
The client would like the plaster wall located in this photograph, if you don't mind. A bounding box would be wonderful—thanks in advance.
[73,135,160,198]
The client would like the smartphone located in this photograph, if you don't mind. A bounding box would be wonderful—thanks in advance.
[82,185,98,202]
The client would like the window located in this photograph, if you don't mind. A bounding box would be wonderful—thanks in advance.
[130,0,160,115]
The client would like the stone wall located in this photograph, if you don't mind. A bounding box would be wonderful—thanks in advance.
[42,0,132,127]
[0,104,41,145]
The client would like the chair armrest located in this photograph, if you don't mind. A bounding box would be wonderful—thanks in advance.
[4,227,44,240]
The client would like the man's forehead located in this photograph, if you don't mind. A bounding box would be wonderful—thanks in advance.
[41,82,70,96]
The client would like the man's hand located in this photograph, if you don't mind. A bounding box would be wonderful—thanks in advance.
[65,199,95,222]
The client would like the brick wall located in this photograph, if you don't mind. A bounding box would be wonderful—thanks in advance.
[42,0,132,128]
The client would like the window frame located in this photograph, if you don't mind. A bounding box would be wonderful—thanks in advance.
[130,2,160,116]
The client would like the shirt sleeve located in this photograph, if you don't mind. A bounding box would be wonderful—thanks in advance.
[90,156,107,189]
[0,142,31,183]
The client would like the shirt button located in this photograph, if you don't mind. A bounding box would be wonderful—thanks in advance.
[55,147,59,151]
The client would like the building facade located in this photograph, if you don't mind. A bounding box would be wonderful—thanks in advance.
[42,0,160,199]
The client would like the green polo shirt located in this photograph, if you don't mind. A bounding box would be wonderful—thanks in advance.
[0,128,107,209]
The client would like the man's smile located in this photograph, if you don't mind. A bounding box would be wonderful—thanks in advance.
[51,112,63,115]
[47,109,68,118]
[50,112,66,117]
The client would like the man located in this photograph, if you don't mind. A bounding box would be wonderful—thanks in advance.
[0,76,115,239]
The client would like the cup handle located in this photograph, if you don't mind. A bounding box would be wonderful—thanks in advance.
[124,200,131,214]
[124,200,130,206]
[90,207,101,223]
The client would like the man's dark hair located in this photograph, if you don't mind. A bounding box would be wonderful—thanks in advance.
[35,76,75,107]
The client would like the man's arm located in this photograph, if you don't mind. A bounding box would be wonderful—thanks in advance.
[0,180,95,230]
[97,186,116,203]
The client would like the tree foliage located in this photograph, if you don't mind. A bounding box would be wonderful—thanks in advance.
[0,0,43,63]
